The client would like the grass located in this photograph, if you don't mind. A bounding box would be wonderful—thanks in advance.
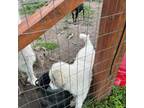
[84,86,126,108]
[83,4,95,17]
[19,1,47,15]
[19,1,94,16]
[92,0,103,3]
[33,37,58,50]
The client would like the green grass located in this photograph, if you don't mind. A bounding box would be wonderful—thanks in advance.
[92,0,103,3]
[79,4,95,17]
[19,1,94,19]
[33,37,58,50]
[84,86,126,108]
[19,1,47,15]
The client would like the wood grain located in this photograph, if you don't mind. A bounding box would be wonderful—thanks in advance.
[91,0,126,100]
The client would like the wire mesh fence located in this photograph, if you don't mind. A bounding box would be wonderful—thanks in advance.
[18,0,125,108]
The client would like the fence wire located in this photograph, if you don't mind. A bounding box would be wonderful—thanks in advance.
[18,0,123,108]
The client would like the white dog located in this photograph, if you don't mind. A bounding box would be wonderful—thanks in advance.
[49,33,95,108]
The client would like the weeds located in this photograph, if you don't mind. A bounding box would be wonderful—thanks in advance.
[84,86,126,108]
[33,37,58,50]
[19,1,47,15]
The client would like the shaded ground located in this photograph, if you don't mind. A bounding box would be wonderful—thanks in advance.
[19,1,102,108]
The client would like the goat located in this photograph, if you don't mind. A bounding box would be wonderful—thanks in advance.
[49,33,95,108]
[18,45,37,85]
[72,4,84,23]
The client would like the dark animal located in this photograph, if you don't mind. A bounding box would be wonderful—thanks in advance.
[72,3,84,23]
[35,73,75,108]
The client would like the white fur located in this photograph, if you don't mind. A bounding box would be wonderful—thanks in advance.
[18,45,37,85]
[49,33,95,108]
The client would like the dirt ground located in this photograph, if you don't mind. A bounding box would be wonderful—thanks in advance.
[19,1,102,108]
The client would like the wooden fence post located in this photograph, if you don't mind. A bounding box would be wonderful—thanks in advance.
[90,0,126,100]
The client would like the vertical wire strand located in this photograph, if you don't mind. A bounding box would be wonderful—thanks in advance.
[36,0,47,41]
[92,1,103,98]
[82,0,91,96]
[63,2,72,106]
[85,0,104,104]
[52,0,62,107]
[20,0,30,33]
[18,1,31,108]
[19,1,42,107]
[76,3,80,98]
[62,0,72,93]
[35,0,50,104]
[87,0,93,93]
[91,0,104,87]
[67,23,71,91]
[26,55,42,108]
[20,51,35,108]
[52,0,63,85]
